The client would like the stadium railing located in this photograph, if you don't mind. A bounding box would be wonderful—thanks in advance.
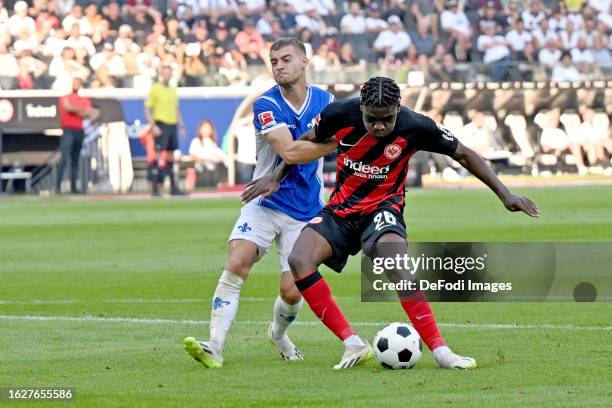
[1,60,610,90]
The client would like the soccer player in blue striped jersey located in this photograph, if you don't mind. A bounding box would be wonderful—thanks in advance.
[184,38,335,368]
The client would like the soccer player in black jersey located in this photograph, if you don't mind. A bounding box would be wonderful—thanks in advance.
[242,77,540,370]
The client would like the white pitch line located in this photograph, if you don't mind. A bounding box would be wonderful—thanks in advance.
[0,315,610,331]
[0,297,356,305]
[3,296,611,305]
[0,298,267,305]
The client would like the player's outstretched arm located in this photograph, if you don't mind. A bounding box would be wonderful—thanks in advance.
[451,143,540,217]
[282,139,337,164]
[268,129,336,165]
[241,131,336,204]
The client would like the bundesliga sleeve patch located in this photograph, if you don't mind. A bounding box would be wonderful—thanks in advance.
[258,111,276,129]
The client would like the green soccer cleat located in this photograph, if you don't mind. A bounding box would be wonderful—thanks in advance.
[183,337,223,368]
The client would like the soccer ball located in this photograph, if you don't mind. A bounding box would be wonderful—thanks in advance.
[373,323,422,370]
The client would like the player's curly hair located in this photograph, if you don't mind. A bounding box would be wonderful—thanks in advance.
[360,77,401,108]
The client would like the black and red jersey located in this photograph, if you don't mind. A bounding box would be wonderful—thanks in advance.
[314,98,459,219]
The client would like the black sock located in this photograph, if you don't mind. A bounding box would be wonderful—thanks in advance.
[168,162,177,189]
[148,163,159,182]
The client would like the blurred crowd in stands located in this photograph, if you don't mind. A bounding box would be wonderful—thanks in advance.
[182,101,612,191]
[0,0,611,90]
[421,105,612,179]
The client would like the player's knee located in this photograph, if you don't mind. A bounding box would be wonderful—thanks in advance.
[373,233,406,257]
[280,281,301,304]
[225,253,255,280]
[226,240,259,279]
[287,252,301,276]
[288,250,312,278]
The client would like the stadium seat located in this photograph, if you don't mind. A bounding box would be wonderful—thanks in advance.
[593,110,610,130]
[442,111,464,135]
[560,110,581,137]
[482,112,498,132]
[0,76,18,90]
[504,112,535,158]
[533,110,549,129]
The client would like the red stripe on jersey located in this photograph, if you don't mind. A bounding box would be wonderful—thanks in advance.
[392,174,406,213]
[351,133,380,161]
[390,151,414,213]
[381,150,415,214]
[327,127,354,201]
[335,153,410,218]
[328,133,383,207]
[333,139,413,217]
[394,150,415,198]
[334,127,354,143]
[392,153,411,213]
[329,151,392,207]
[328,165,363,207]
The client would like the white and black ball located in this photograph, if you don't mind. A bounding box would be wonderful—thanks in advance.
[373,323,422,370]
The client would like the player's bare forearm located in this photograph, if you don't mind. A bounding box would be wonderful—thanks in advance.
[266,131,320,186]
[284,139,336,164]
[241,132,335,204]
[451,143,540,217]
[281,129,335,164]
[266,127,335,164]
[241,160,288,204]
[451,144,510,200]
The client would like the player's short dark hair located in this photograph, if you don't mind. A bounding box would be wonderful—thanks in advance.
[360,77,401,108]
[270,37,307,56]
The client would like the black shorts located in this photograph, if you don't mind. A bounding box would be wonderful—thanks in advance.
[306,206,407,273]
[154,121,178,152]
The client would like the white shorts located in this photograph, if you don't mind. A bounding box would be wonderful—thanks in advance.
[228,202,306,272]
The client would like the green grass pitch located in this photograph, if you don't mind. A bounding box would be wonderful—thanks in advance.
[0,186,611,407]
